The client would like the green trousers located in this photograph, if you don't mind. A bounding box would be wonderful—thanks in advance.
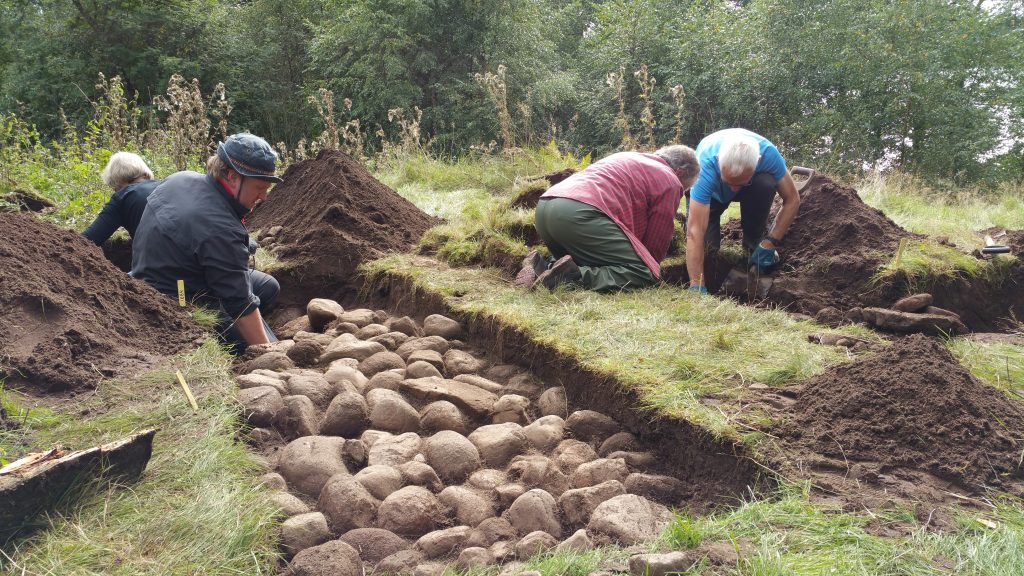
[534,197,657,292]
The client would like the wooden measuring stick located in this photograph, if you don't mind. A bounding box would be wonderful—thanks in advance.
[176,370,199,412]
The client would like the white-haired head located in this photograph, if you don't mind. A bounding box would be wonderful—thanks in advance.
[101,152,153,191]
[717,135,760,178]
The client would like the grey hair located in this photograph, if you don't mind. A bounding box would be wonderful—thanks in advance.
[717,135,760,177]
[206,154,231,179]
[101,152,153,191]
[655,144,699,179]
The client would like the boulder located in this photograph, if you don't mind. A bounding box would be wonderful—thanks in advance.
[368,332,410,351]
[378,486,444,537]
[286,339,324,368]
[237,373,288,396]
[320,337,387,364]
[587,494,672,545]
[439,485,495,527]
[354,464,404,501]
[507,454,570,497]
[483,364,519,382]
[467,468,508,491]
[555,529,592,553]
[322,362,368,392]
[419,400,468,435]
[285,539,362,576]
[317,474,378,533]
[281,394,321,438]
[387,315,422,337]
[491,394,531,425]
[238,386,284,428]
[860,307,967,335]
[359,351,406,377]
[278,436,349,497]
[376,549,426,575]
[423,314,464,339]
[287,374,337,408]
[405,360,443,379]
[892,293,933,312]
[606,450,657,469]
[624,473,691,505]
[366,388,421,434]
[278,315,313,339]
[423,430,481,484]
[360,429,392,448]
[417,525,472,559]
[397,461,444,492]
[468,423,529,467]
[356,323,390,340]
[319,391,369,437]
[338,308,375,327]
[396,336,451,361]
[570,458,630,489]
[457,547,493,570]
[401,377,498,419]
[364,370,404,393]
[565,410,621,445]
[271,491,311,517]
[368,432,422,467]
[558,480,626,526]
[598,432,639,457]
[338,527,409,564]
[515,531,558,559]
[446,373,500,394]
[307,298,345,330]
[465,517,517,548]
[494,483,526,510]
[260,472,287,491]
[537,387,567,417]
[243,351,294,373]
[506,489,561,538]
[628,552,697,576]
[280,512,331,556]
[552,439,599,474]
[342,439,367,469]
[407,349,446,371]
[522,415,566,452]
[443,349,485,375]
[505,373,542,398]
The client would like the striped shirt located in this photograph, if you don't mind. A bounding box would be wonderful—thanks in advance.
[542,152,683,278]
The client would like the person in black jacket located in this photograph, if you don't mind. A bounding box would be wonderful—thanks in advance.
[82,152,158,245]
[131,133,282,353]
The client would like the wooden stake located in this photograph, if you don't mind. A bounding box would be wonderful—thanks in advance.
[176,370,198,412]
[894,238,909,268]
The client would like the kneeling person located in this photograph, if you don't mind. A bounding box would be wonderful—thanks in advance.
[131,133,282,352]
[521,145,699,292]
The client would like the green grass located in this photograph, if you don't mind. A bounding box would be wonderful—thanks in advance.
[364,254,876,444]
[0,340,280,575]
[948,337,1024,399]
[857,172,1024,250]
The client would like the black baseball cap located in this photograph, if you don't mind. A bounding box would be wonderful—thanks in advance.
[216,133,283,183]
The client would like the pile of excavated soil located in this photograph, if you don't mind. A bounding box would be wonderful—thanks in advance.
[776,335,1024,492]
[0,213,201,391]
[248,150,438,286]
[763,175,916,314]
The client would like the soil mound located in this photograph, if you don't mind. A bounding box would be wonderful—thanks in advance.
[0,213,201,391]
[766,175,916,314]
[248,150,438,287]
[777,334,1024,491]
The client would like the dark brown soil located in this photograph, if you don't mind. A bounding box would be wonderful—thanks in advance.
[247,150,437,307]
[771,334,1024,504]
[0,213,201,392]
[509,168,576,209]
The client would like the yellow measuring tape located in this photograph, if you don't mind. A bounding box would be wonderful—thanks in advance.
[176,280,186,307]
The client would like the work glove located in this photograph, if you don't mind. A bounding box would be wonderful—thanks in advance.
[749,245,779,274]
[248,237,259,256]
[688,284,709,295]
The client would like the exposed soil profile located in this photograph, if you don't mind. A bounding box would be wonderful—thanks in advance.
[0,212,201,392]
[248,150,438,306]
[771,334,1024,505]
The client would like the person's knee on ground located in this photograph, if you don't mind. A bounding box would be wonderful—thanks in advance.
[250,270,280,315]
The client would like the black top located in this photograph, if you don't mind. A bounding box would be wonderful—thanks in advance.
[81,179,160,245]
[130,172,259,318]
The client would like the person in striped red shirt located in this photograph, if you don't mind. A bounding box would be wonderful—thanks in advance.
[517,145,699,292]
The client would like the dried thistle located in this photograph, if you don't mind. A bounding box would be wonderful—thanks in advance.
[670,84,686,144]
[634,65,656,151]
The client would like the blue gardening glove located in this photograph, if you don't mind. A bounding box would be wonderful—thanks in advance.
[688,284,709,295]
[750,245,779,273]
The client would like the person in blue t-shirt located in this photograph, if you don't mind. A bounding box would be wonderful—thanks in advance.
[684,128,800,294]
[82,152,159,245]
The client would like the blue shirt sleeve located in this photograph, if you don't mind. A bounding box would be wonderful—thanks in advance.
[689,159,719,205]
[757,144,788,182]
